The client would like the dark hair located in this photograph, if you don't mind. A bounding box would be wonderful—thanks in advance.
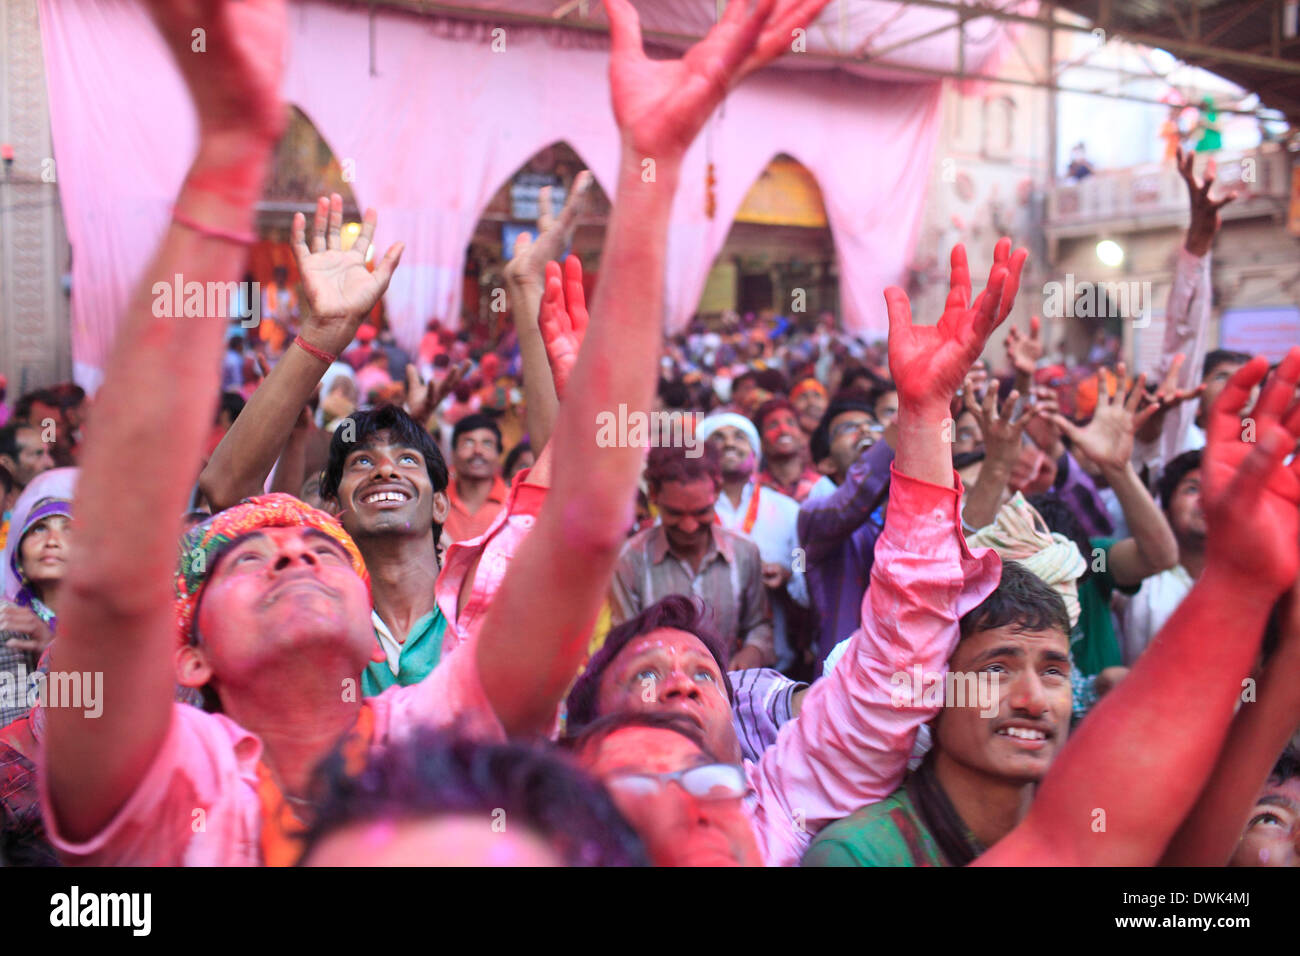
[504,440,532,480]
[451,413,502,452]
[810,398,875,463]
[1158,449,1202,512]
[0,463,12,497]
[732,370,759,393]
[753,369,789,395]
[959,560,1071,641]
[320,403,449,502]
[297,727,649,866]
[868,379,898,411]
[1267,747,1300,786]
[752,397,797,434]
[564,710,721,763]
[1025,492,1094,584]
[0,422,33,462]
[217,391,246,425]
[658,378,689,410]
[563,595,736,735]
[643,442,721,492]
[1202,349,1251,381]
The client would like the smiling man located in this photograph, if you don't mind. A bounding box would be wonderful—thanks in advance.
[803,562,1072,866]
[318,404,450,694]
[444,413,507,544]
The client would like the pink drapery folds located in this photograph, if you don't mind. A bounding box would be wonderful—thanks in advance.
[38,0,944,389]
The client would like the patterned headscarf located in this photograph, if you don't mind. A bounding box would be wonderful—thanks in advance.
[966,492,1087,628]
[174,493,368,646]
[2,469,78,633]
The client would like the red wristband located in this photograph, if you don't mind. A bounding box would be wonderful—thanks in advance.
[172,207,258,245]
[293,335,336,364]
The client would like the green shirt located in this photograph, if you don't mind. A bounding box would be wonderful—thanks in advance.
[1072,537,1138,677]
[362,607,448,697]
[802,788,945,867]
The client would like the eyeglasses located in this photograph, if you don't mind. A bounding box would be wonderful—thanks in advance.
[830,418,880,441]
[605,764,748,801]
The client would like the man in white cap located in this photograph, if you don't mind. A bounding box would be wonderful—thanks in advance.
[699,412,809,674]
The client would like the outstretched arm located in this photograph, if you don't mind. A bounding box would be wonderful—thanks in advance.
[1160,582,1300,866]
[45,0,286,841]
[1050,365,1178,586]
[505,173,592,453]
[978,349,1300,866]
[476,0,832,737]
[749,240,1027,866]
[199,193,402,510]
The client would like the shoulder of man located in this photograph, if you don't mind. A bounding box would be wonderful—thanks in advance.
[802,788,931,867]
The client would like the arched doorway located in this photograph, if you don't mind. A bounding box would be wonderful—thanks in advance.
[463,142,610,344]
[697,155,838,329]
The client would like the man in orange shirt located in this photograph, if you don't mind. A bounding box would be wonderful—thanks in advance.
[445,413,507,543]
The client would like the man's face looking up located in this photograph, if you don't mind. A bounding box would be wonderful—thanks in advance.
[594,627,740,764]
[706,426,755,482]
[1166,467,1205,547]
[188,526,375,688]
[580,726,760,867]
[332,429,444,541]
[759,408,802,461]
[932,623,1072,786]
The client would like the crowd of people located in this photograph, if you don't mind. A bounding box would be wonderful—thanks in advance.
[1,0,1298,869]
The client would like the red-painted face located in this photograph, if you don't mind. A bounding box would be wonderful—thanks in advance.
[651,478,718,555]
[594,627,739,763]
[706,425,755,481]
[759,408,803,460]
[581,726,761,867]
[192,526,375,687]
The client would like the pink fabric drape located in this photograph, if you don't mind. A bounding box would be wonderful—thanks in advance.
[39,0,956,388]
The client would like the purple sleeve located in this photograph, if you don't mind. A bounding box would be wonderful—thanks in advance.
[1055,450,1114,539]
[797,440,894,563]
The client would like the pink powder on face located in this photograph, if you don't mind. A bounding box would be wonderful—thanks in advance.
[1259,847,1270,864]
[365,820,398,849]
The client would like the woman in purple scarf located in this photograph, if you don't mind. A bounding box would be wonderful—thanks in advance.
[1,467,77,727]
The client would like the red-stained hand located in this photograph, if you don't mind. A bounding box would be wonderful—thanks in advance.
[145,0,287,142]
[1201,347,1300,593]
[538,256,589,400]
[605,0,831,159]
[885,239,1028,413]
[291,194,405,356]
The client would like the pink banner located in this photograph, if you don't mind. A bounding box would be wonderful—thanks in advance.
[39,0,950,388]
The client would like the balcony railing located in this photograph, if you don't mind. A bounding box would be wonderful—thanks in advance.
[1046,145,1293,238]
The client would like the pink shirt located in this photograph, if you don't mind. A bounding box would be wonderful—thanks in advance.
[743,466,1000,866]
[39,636,503,866]
[436,468,546,654]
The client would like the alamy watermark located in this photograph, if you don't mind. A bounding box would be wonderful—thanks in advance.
[152,274,260,327]
[0,664,103,718]
[596,405,705,458]
[891,666,1000,718]
[1042,275,1151,329]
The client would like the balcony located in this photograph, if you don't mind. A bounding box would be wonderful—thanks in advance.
[1045,145,1294,241]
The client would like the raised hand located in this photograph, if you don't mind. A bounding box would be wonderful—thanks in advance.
[1049,363,1159,472]
[1178,147,1238,256]
[145,0,287,142]
[504,171,593,302]
[885,239,1028,415]
[291,194,404,357]
[966,386,1032,470]
[1004,314,1043,379]
[405,360,469,425]
[1201,347,1300,593]
[605,0,831,159]
[537,256,590,400]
